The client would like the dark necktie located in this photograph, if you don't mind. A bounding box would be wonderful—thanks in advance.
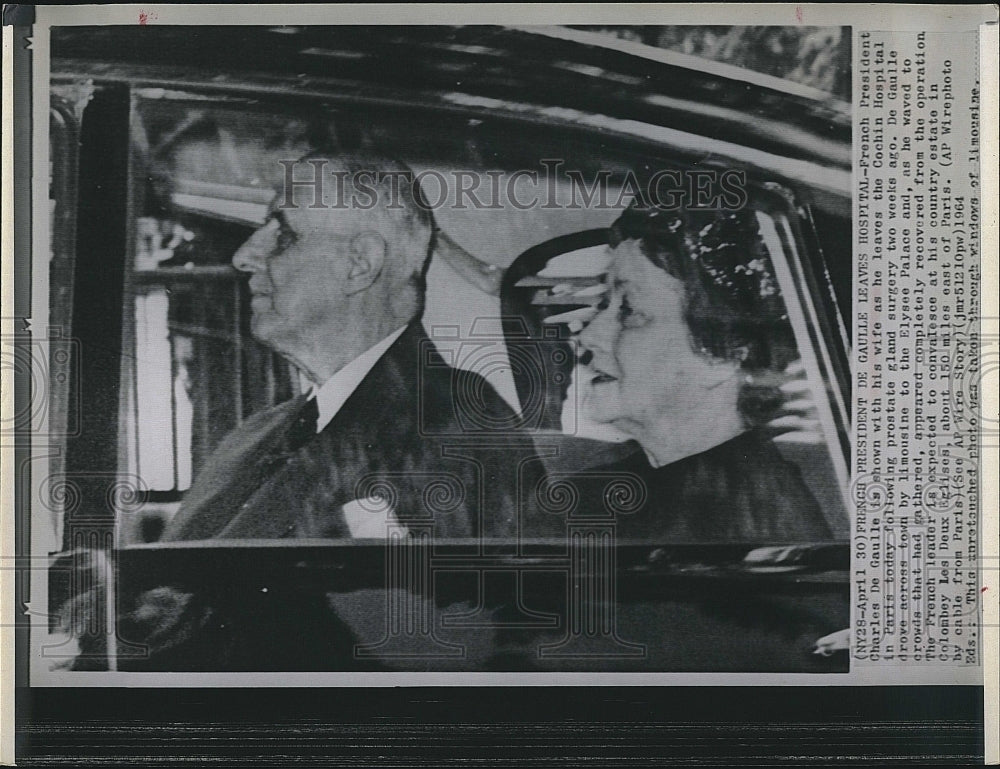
[286,396,319,451]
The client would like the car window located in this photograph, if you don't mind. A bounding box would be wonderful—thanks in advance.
[61,88,851,546]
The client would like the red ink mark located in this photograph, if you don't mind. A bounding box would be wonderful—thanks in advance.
[138,11,148,25]
[795,6,804,23]
[982,587,989,593]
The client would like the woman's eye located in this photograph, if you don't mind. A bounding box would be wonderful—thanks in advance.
[619,296,649,328]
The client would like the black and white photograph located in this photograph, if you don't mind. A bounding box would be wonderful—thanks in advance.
[2,3,995,765]
[35,18,859,676]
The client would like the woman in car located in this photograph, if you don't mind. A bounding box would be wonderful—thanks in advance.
[571,204,833,542]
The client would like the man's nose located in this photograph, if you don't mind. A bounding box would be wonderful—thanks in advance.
[231,226,271,272]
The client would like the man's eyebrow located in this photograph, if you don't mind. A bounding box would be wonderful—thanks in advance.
[266,209,293,230]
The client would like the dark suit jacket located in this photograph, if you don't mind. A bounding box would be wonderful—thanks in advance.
[88,321,541,671]
[163,321,530,542]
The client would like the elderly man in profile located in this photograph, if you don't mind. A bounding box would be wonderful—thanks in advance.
[64,154,532,670]
[161,152,524,543]
[64,153,541,671]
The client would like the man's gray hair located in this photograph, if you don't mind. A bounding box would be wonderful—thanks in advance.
[296,150,436,290]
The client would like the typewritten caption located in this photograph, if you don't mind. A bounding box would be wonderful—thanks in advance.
[854,30,982,665]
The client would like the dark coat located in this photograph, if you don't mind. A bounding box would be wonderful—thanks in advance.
[539,430,833,543]
[82,321,540,671]
[163,321,529,542]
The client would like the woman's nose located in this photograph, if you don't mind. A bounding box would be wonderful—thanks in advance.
[577,303,616,357]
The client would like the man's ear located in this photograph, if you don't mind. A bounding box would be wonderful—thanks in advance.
[344,231,386,295]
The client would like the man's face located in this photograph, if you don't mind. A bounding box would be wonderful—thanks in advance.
[231,201,356,361]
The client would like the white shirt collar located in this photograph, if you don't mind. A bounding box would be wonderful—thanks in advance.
[301,325,408,433]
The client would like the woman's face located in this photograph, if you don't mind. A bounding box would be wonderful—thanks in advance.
[576,239,737,438]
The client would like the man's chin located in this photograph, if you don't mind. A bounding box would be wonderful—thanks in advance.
[248,316,278,347]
